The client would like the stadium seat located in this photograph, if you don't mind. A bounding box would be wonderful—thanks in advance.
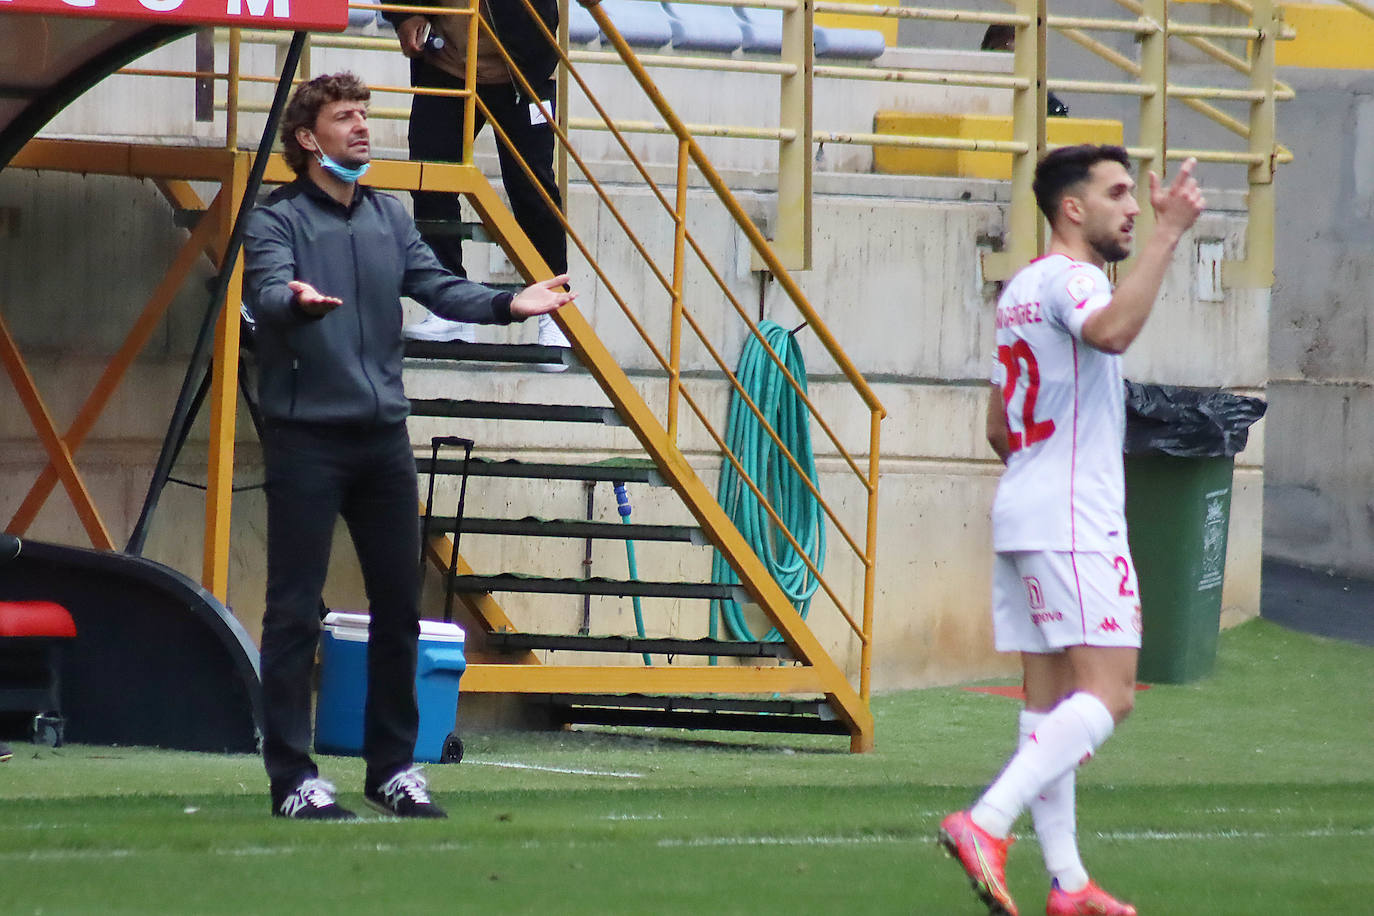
[569,2,601,45]
[597,0,674,49]
[813,22,886,60]
[662,2,743,53]
[735,6,885,60]
[347,0,379,30]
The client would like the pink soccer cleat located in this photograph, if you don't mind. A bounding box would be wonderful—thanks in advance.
[938,810,1018,916]
[1045,879,1138,916]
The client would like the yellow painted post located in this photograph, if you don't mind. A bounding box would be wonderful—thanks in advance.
[859,408,881,703]
[1135,0,1168,251]
[227,29,240,150]
[667,138,688,444]
[996,0,1047,275]
[775,0,813,270]
[464,0,479,164]
[203,154,247,601]
[1225,0,1277,288]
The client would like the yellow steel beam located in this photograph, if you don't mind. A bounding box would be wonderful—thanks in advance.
[6,193,226,536]
[460,662,826,695]
[202,154,248,600]
[0,311,114,550]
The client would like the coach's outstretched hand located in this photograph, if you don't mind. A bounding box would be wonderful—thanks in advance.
[511,274,577,319]
[1149,156,1205,237]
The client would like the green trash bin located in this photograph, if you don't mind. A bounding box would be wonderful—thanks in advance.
[1121,382,1265,684]
[1124,454,1235,684]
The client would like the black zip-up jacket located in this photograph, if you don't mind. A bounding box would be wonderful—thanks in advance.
[384,0,560,87]
[243,176,515,426]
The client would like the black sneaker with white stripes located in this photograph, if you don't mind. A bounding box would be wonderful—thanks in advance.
[272,776,358,820]
[364,765,448,819]
[0,741,12,763]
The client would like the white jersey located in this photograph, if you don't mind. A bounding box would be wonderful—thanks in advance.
[990,253,1128,552]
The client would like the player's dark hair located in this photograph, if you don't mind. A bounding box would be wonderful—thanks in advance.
[1033,145,1132,225]
[281,72,370,175]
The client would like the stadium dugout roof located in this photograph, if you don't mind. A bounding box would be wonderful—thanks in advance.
[0,0,348,167]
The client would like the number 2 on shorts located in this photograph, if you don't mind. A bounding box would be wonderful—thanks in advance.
[1113,555,1136,597]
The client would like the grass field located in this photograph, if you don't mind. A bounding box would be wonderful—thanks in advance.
[2,619,1370,914]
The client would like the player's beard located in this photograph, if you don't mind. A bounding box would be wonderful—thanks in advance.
[1087,224,1131,264]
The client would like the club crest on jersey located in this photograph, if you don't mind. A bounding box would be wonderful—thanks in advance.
[1065,271,1096,307]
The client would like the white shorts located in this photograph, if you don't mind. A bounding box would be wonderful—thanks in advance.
[992,550,1143,653]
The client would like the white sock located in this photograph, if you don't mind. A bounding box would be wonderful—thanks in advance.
[1021,710,1090,893]
[970,692,1115,839]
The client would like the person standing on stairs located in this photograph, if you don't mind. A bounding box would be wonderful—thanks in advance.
[386,0,571,365]
[243,72,574,820]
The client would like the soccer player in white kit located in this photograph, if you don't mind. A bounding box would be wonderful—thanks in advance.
[939,145,1204,916]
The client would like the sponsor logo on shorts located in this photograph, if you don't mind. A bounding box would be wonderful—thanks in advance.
[1031,610,1063,625]
[1023,576,1045,610]
[1099,617,1123,633]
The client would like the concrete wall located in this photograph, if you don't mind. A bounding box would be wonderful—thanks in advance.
[0,19,1272,694]
[1265,68,1374,579]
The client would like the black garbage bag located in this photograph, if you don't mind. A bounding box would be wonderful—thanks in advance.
[1123,381,1267,458]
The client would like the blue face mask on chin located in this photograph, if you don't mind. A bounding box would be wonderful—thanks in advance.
[317,151,370,184]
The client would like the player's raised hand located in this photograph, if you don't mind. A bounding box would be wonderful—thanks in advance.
[288,280,343,317]
[511,274,577,318]
[1149,156,1205,236]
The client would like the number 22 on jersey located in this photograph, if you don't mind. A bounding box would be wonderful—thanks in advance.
[997,340,1056,452]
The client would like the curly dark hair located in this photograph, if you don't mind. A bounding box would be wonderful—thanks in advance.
[280,72,371,175]
[1033,144,1132,225]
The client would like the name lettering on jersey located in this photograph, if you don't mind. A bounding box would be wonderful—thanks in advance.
[996,300,1044,329]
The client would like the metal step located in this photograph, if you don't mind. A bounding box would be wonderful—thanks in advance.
[451,573,740,601]
[538,693,850,736]
[426,515,705,544]
[409,399,623,425]
[405,339,574,370]
[417,456,665,486]
[487,632,792,659]
[413,218,491,242]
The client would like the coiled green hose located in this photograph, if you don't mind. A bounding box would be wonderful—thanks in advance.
[710,320,825,642]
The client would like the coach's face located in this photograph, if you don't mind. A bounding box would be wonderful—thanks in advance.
[299,99,371,169]
[1071,160,1140,264]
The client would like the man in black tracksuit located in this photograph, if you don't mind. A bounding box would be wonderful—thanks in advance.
[387,0,567,347]
[243,72,573,820]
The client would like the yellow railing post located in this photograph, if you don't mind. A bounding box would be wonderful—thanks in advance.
[1225,0,1278,289]
[463,0,479,163]
[226,28,240,149]
[775,0,813,270]
[983,0,1046,280]
[203,153,248,602]
[667,138,688,444]
[1135,0,1167,250]
[860,409,881,702]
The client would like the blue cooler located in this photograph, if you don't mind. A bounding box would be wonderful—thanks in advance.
[315,612,467,763]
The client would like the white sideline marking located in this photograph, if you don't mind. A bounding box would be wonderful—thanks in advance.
[658,834,895,849]
[5,826,1370,863]
[464,759,644,778]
